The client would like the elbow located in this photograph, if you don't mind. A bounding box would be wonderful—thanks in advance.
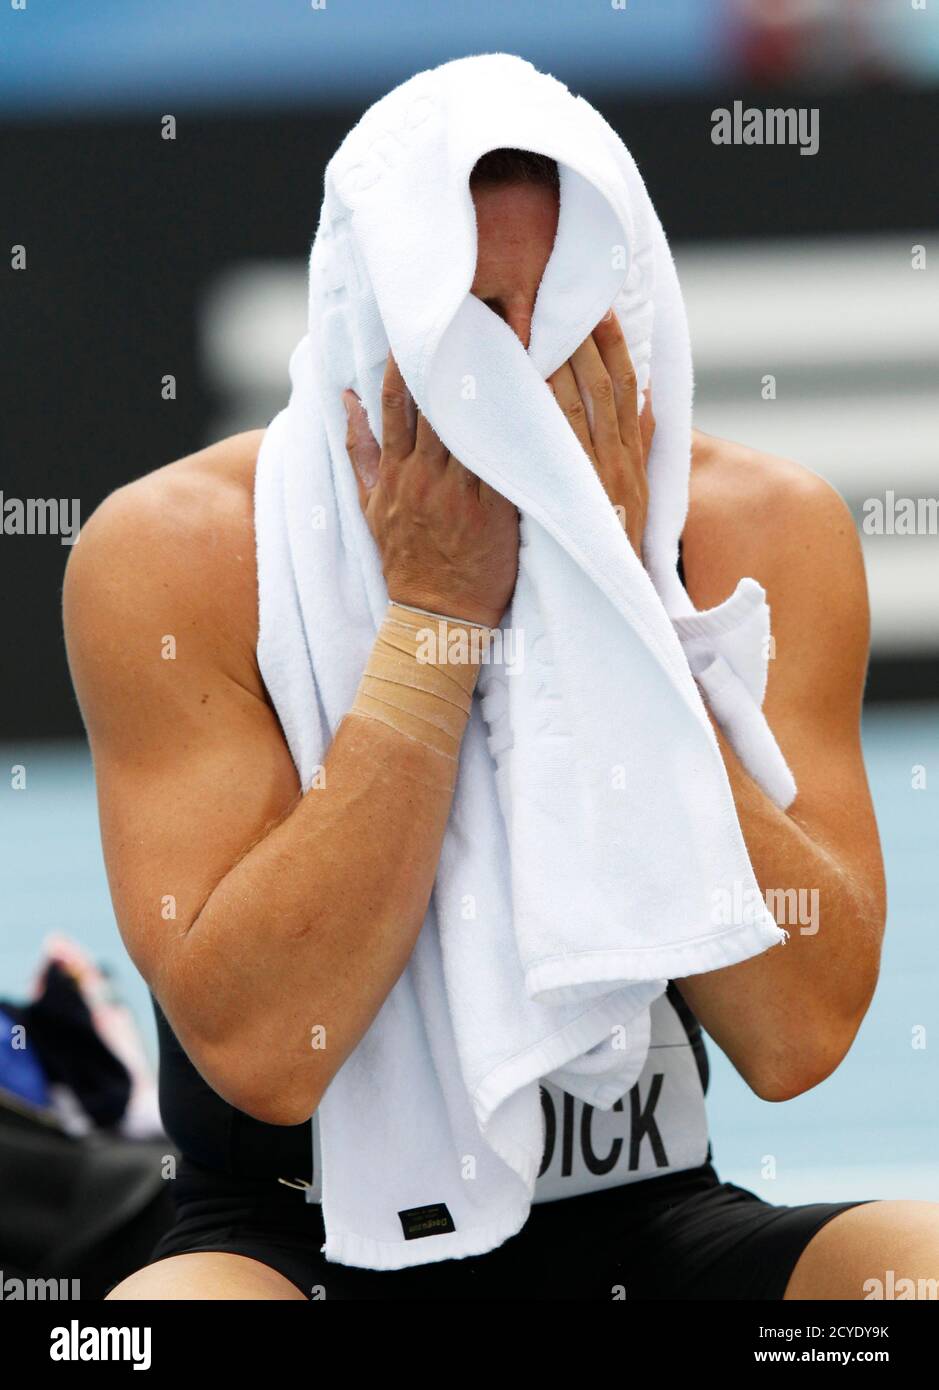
[214,1057,325,1128]
[228,1083,322,1129]
[185,1034,326,1128]
[744,1020,864,1104]
[152,976,327,1128]
[745,952,881,1103]
[748,1060,836,1104]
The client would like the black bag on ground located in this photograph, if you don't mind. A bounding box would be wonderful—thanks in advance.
[0,1089,177,1300]
[0,960,132,1128]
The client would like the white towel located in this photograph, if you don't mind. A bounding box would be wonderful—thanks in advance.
[254,53,796,1270]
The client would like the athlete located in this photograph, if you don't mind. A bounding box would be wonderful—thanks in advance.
[64,148,938,1299]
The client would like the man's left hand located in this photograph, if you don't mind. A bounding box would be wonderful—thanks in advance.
[547,309,654,558]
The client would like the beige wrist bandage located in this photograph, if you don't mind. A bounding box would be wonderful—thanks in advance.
[347,601,494,767]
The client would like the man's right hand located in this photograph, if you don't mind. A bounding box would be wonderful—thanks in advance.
[343,353,519,628]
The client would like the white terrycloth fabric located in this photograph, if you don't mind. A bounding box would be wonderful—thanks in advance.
[254,53,796,1271]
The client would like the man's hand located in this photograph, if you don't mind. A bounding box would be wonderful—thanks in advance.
[343,353,519,628]
[547,309,654,558]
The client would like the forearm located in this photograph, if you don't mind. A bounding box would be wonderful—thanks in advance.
[676,724,885,1099]
[159,608,484,1124]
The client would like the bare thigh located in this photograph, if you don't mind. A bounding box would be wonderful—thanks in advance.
[105,1252,307,1301]
[784,1200,939,1300]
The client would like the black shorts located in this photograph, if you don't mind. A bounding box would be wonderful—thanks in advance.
[124,1155,869,1300]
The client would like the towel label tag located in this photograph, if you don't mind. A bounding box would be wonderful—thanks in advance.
[398,1203,455,1240]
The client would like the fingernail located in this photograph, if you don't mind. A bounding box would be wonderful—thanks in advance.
[342,389,359,420]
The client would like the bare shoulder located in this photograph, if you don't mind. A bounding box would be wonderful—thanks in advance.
[684,430,871,720]
[684,429,865,618]
[63,429,267,703]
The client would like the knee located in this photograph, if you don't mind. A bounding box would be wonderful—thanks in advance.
[859,1201,939,1299]
[103,1251,307,1300]
[786,1201,939,1301]
[104,1256,211,1300]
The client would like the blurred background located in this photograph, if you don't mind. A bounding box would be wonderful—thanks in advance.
[1,0,937,1287]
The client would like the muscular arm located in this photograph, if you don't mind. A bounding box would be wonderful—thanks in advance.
[63,437,477,1126]
[675,438,887,1101]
